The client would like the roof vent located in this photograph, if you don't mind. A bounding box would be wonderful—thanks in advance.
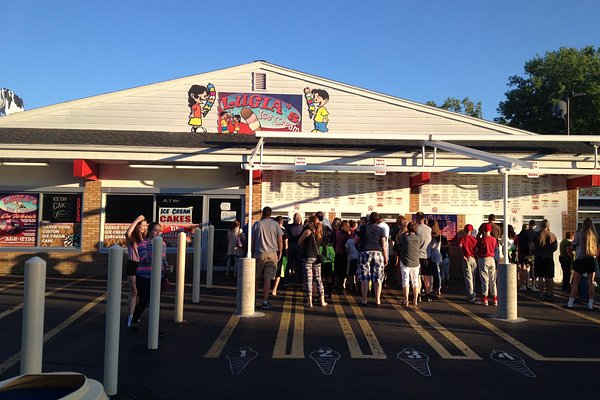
[252,72,267,91]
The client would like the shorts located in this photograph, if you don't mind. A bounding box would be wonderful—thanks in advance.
[534,256,555,278]
[400,262,420,288]
[348,259,358,276]
[573,257,597,274]
[420,258,436,276]
[256,252,278,281]
[519,254,535,267]
[126,260,140,276]
[358,251,385,282]
[321,262,333,277]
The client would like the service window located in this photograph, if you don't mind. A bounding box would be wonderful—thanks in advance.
[155,195,202,247]
[39,193,83,248]
[0,193,39,248]
[103,194,154,247]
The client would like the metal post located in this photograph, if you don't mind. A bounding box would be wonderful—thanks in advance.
[503,170,509,263]
[147,236,163,350]
[104,245,123,396]
[567,96,570,135]
[192,227,202,303]
[175,232,186,323]
[206,225,214,289]
[247,167,253,258]
[21,257,46,375]
[236,257,257,316]
[497,263,518,320]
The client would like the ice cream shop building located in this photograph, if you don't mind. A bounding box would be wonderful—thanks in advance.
[0,61,598,278]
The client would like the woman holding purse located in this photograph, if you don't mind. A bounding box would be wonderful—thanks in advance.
[298,215,327,307]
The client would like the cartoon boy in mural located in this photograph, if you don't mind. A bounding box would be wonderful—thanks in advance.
[304,87,330,132]
[187,83,216,133]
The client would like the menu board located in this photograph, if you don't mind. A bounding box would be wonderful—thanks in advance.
[40,193,82,247]
[420,173,567,216]
[0,193,39,247]
[262,171,410,214]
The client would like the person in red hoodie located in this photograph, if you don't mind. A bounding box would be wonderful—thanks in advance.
[458,224,478,303]
[476,223,498,306]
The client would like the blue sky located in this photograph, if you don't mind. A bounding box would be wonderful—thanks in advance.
[2,0,598,120]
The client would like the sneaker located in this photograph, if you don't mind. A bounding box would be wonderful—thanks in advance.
[126,315,133,328]
[467,297,476,303]
[519,285,527,291]
[492,296,498,306]
[261,301,272,310]
[477,297,488,306]
[530,286,540,292]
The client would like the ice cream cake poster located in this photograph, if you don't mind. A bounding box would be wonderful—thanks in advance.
[217,92,303,134]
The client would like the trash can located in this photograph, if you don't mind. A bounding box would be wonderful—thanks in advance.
[0,372,107,400]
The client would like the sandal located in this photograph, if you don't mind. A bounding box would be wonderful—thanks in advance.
[303,302,313,308]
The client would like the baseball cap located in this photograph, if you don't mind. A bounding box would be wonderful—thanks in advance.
[464,224,473,231]
[483,223,492,232]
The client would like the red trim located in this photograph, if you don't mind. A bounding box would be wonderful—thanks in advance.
[567,175,600,190]
[410,172,430,187]
[252,170,262,184]
[73,159,99,181]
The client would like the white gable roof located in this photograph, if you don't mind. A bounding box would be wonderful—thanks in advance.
[0,61,535,136]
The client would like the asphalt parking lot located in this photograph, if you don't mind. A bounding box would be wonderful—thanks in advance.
[1,273,600,399]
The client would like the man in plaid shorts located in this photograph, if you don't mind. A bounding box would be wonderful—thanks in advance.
[355,212,388,306]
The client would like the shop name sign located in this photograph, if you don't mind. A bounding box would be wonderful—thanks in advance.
[219,92,302,133]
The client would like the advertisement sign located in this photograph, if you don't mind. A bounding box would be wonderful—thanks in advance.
[40,223,81,247]
[159,207,197,247]
[0,193,39,247]
[103,223,129,247]
[40,193,82,247]
[217,92,303,134]
[415,213,458,241]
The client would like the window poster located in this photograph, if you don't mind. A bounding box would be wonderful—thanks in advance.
[0,193,39,247]
[40,193,82,247]
[103,223,129,248]
[158,207,197,248]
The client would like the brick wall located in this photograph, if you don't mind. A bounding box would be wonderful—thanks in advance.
[562,188,578,237]
[245,176,263,224]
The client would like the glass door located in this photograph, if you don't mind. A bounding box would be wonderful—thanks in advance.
[207,197,243,267]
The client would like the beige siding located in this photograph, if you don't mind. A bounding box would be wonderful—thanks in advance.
[0,61,530,136]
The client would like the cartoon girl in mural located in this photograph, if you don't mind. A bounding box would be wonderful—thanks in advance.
[187,83,216,133]
[304,87,330,132]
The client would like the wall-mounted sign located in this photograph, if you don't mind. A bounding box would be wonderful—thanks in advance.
[218,92,302,134]
[0,193,39,247]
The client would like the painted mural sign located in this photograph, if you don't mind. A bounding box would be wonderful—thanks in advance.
[217,92,303,134]
[0,193,39,247]
[304,87,330,132]
[187,83,217,133]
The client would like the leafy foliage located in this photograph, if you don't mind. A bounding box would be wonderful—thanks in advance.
[496,46,600,135]
[426,97,483,118]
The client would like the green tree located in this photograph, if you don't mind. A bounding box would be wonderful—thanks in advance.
[496,46,600,135]
[426,97,483,118]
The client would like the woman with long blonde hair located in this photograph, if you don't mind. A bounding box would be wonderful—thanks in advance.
[298,215,327,307]
[565,218,598,310]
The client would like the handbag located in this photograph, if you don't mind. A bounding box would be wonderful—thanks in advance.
[312,234,325,265]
